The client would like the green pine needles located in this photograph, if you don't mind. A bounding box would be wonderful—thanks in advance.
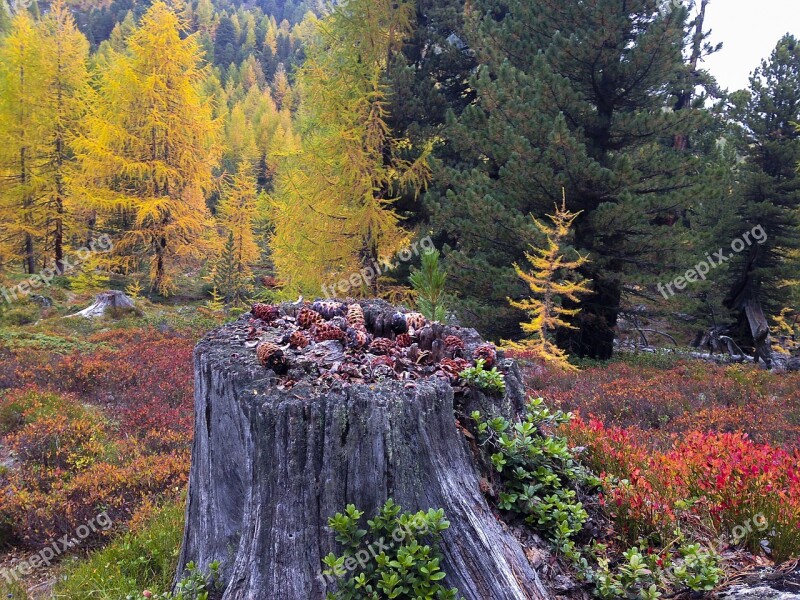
[409,249,448,322]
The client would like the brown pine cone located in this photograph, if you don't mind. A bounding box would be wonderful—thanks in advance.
[252,303,279,323]
[444,335,465,354]
[329,316,349,331]
[369,337,394,355]
[473,343,497,368]
[314,323,346,342]
[256,342,287,374]
[298,307,324,329]
[346,328,370,349]
[440,357,469,382]
[288,330,310,349]
[395,333,412,348]
[347,303,366,331]
[312,300,345,319]
[371,355,395,368]
[405,312,426,331]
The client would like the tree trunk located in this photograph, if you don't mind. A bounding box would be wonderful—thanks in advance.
[179,306,552,600]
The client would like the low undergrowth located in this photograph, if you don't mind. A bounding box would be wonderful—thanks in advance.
[471,398,728,598]
[52,500,186,599]
[323,500,462,600]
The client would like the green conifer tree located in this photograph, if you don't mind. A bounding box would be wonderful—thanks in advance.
[428,0,712,356]
[409,249,448,322]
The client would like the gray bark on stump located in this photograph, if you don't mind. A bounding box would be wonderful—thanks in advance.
[179,312,551,600]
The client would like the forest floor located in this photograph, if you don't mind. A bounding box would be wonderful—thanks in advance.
[0,293,797,598]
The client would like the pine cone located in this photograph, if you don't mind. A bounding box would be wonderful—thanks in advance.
[369,337,394,355]
[405,312,426,332]
[298,307,324,329]
[314,323,346,342]
[288,330,310,349]
[252,303,279,323]
[444,335,465,355]
[347,303,366,331]
[371,355,395,368]
[473,343,497,368]
[440,357,469,382]
[390,312,408,335]
[346,328,370,349]
[256,342,287,374]
[312,300,345,319]
[329,316,349,331]
[395,333,412,348]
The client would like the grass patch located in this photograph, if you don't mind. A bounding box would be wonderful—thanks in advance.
[52,500,185,599]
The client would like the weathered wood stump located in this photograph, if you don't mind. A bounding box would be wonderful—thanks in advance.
[67,290,136,319]
[179,300,551,599]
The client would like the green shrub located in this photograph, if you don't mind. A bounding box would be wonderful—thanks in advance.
[148,561,221,600]
[53,501,185,599]
[0,389,86,435]
[2,304,39,326]
[472,397,595,547]
[671,543,724,592]
[590,542,723,599]
[0,579,30,599]
[322,499,462,600]
[459,360,506,395]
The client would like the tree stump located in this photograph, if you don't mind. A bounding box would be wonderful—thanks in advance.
[67,290,136,318]
[179,300,551,600]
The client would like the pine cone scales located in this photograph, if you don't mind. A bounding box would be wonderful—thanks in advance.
[257,342,287,374]
[473,343,497,368]
[347,303,366,331]
[288,330,310,349]
[369,337,394,355]
[347,328,370,349]
[252,303,279,322]
[440,357,469,382]
[444,336,465,353]
[395,333,412,348]
[405,312,426,331]
[298,307,324,329]
[312,301,345,319]
[314,323,346,342]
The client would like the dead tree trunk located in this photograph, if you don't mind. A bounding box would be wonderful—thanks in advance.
[179,303,552,600]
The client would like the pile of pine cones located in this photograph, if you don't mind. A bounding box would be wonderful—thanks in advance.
[247,300,502,389]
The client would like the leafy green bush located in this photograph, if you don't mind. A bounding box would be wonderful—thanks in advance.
[671,543,724,592]
[472,398,595,547]
[1,304,39,326]
[54,501,185,599]
[459,360,506,395]
[148,561,221,600]
[322,499,462,600]
[590,542,723,599]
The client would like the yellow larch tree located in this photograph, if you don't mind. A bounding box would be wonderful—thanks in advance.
[269,0,433,297]
[216,161,260,275]
[0,4,91,275]
[0,11,45,274]
[75,1,221,295]
[504,196,592,371]
[39,1,91,274]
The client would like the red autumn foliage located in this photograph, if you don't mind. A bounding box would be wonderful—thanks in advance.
[0,327,194,549]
